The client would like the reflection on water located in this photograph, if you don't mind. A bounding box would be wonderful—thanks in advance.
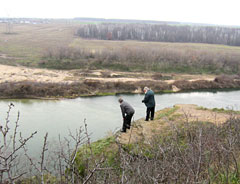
[0,90,240,155]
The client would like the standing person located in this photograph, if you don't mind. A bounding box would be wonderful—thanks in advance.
[142,87,155,121]
[118,97,135,133]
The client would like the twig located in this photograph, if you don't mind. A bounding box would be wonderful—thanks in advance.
[128,116,134,145]
[83,158,105,184]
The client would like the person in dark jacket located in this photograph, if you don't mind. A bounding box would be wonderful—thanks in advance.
[119,97,135,133]
[142,87,155,121]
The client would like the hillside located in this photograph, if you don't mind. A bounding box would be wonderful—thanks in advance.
[12,104,240,183]
[118,104,238,144]
[69,104,240,183]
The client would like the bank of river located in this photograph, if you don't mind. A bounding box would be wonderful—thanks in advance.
[0,74,240,99]
[0,90,240,155]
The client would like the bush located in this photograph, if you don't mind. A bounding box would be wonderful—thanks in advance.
[42,46,240,74]
[214,75,234,83]
[151,73,163,80]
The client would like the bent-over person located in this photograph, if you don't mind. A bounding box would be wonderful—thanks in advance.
[118,97,135,133]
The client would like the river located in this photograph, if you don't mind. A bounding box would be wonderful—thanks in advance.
[0,90,240,155]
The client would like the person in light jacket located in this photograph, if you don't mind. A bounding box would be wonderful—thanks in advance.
[118,97,135,133]
[142,87,155,121]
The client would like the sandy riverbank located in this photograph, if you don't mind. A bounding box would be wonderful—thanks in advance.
[0,64,215,84]
[0,64,240,99]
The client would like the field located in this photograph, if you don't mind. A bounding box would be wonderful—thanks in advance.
[1,22,240,98]
[0,22,77,66]
[1,22,240,74]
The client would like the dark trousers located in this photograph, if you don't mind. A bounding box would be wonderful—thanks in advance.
[146,106,155,121]
[122,113,134,131]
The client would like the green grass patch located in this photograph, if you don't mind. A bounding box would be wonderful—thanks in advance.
[212,108,240,114]
[169,113,183,121]
[73,136,119,177]
[95,92,116,96]
[161,90,175,93]
[155,106,180,120]
[197,106,240,115]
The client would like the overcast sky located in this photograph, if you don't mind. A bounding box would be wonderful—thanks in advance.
[0,0,239,26]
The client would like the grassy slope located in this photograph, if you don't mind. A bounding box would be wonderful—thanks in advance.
[73,105,240,183]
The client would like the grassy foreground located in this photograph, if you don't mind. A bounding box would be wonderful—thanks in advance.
[61,104,240,184]
[6,104,240,183]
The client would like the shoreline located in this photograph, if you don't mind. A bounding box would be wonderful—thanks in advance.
[0,64,240,99]
[0,81,240,100]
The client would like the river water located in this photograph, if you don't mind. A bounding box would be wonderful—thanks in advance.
[0,90,240,155]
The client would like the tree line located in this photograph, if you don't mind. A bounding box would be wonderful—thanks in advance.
[76,23,240,46]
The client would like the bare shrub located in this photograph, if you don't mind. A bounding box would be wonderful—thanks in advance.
[110,117,240,183]
[172,80,192,89]
[1,105,110,184]
[214,75,235,83]
[83,79,102,88]
[152,73,163,80]
[100,71,111,78]
[0,103,37,183]
[42,44,240,74]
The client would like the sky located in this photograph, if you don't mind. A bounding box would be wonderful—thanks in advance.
[0,0,239,26]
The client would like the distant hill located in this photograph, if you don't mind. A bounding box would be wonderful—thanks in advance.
[0,17,239,28]
[74,17,181,25]
[73,17,240,28]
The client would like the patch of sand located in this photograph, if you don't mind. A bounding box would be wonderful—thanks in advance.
[0,64,73,83]
[84,77,151,82]
[0,64,216,84]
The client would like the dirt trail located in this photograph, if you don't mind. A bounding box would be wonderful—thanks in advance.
[118,104,238,145]
[174,104,230,124]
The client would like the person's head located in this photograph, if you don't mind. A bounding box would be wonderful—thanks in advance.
[143,86,149,93]
[118,97,123,104]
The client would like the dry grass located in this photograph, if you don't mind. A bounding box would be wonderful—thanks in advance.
[0,22,78,66]
[1,22,240,74]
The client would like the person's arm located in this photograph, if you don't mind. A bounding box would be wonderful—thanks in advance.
[142,93,149,103]
[120,104,125,118]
